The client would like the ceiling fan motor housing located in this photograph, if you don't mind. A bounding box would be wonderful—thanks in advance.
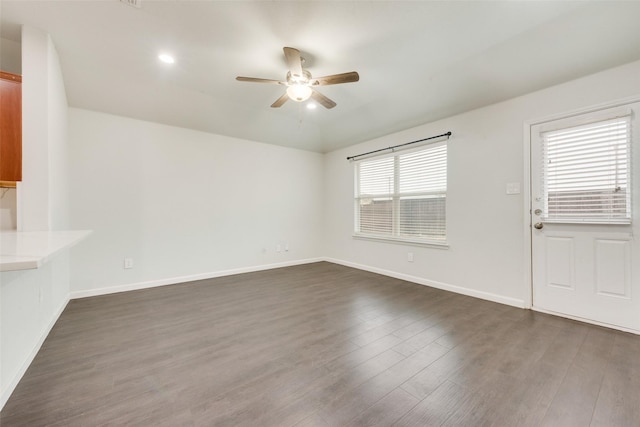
[286,70,312,85]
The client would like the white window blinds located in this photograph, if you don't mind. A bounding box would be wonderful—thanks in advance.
[357,157,394,235]
[355,143,447,242]
[541,116,631,224]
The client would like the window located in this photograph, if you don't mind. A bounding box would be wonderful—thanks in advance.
[541,115,631,224]
[354,142,447,244]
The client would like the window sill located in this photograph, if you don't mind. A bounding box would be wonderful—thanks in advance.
[353,233,449,249]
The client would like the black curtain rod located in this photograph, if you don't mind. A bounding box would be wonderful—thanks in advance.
[346,131,452,161]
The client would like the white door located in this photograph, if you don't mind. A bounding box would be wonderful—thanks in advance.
[531,102,640,333]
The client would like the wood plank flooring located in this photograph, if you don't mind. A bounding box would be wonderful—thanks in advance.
[2,262,639,426]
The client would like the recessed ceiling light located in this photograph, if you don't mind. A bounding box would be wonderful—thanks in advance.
[306,103,317,110]
[158,54,175,64]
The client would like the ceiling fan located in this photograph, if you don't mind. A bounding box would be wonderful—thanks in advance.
[236,47,359,109]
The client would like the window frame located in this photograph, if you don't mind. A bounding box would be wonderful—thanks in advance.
[353,141,449,248]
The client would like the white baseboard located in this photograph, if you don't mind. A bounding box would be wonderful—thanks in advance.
[70,258,324,299]
[324,257,526,309]
[71,256,525,309]
[0,296,70,410]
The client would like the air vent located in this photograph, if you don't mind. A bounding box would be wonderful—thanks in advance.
[120,0,142,8]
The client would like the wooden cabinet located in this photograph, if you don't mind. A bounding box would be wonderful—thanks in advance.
[0,71,22,186]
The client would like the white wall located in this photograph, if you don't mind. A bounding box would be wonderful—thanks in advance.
[0,26,71,409]
[47,36,69,231]
[0,37,22,74]
[18,27,69,231]
[20,26,49,231]
[0,189,17,230]
[68,109,324,296]
[20,27,52,231]
[323,59,640,307]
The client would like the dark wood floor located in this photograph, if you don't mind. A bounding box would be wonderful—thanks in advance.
[2,262,639,426]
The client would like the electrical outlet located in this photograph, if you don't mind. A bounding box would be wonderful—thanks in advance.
[124,258,133,269]
[407,252,414,262]
[285,243,289,252]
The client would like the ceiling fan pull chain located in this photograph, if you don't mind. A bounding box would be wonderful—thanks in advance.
[298,104,304,128]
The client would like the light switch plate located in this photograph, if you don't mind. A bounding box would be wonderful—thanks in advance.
[506,182,521,195]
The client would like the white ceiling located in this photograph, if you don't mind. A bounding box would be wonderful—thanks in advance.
[2,1,640,153]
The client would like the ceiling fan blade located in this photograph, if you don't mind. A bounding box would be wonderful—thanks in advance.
[271,92,289,108]
[311,71,360,86]
[236,76,284,85]
[311,90,336,109]
[283,47,303,78]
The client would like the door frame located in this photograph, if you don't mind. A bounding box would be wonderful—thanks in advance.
[522,95,640,332]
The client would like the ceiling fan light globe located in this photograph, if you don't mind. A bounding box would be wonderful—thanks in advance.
[286,85,312,102]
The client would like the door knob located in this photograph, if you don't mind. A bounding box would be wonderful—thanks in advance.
[534,222,544,230]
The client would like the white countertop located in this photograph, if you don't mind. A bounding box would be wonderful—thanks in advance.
[0,230,92,272]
